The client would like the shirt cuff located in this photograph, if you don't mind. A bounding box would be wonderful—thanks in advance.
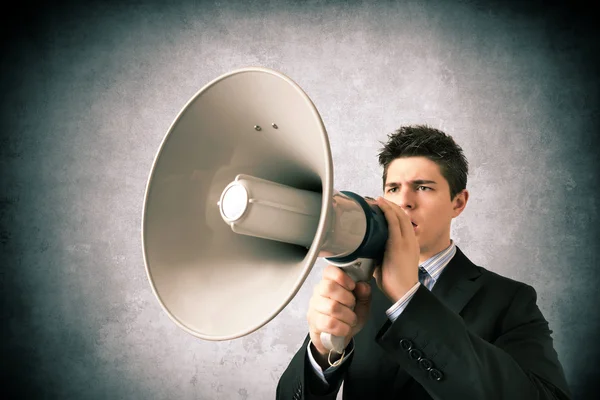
[306,338,354,385]
[386,282,421,322]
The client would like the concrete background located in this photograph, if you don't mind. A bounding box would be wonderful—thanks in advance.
[2,0,598,398]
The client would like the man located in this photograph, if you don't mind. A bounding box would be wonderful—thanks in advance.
[276,125,571,399]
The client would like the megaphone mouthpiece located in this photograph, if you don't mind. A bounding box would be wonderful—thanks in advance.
[218,174,384,261]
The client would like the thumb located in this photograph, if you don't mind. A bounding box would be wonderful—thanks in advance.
[352,282,372,333]
[354,282,371,304]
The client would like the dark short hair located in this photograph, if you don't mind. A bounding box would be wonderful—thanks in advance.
[377,125,468,199]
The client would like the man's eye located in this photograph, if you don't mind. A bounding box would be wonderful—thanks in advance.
[417,186,431,191]
[388,187,397,193]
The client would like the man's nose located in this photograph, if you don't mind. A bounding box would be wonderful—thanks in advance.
[398,189,415,210]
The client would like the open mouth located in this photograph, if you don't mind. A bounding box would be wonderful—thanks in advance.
[411,222,417,227]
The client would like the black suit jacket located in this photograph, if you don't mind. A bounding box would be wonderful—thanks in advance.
[276,246,571,400]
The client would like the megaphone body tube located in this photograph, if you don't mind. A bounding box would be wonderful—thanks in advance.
[218,174,388,261]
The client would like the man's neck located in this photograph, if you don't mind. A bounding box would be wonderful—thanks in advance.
[419,239,453,265]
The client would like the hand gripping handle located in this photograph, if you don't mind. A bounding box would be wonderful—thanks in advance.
[320,258,375,354]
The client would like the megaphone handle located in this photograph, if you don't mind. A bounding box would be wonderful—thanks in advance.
[320,258,376,354]
[320,331,346,355]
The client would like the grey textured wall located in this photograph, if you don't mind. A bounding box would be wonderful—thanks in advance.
[2,0,598,399]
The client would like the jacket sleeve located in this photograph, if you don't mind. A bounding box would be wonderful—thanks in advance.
[277,335,354,400]
[375,283,571,399]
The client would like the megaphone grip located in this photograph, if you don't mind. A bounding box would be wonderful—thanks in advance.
[319,258,376,357]
[320,332,346,354]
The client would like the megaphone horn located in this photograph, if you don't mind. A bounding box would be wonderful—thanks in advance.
[142,67,388,355]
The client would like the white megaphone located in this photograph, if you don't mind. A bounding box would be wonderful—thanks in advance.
[141,67,388,354]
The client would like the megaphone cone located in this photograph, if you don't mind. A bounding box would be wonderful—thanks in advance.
[142,67,388,354]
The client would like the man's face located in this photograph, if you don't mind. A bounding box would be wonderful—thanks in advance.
[383,156,468,260]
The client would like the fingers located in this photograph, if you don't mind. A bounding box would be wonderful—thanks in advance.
[390,198,414,238]
[323,264,356,292]
[376,197,413,238]
[376,197,401,239]
[364,196,377,206]
[353,282,371,304]
[307,289,356,339]
[307,266,360,340]
[307,283,372,339]
[309,311,353,338]
[310,295,358,328]
[314,279,356,309]
[352,282,372,330]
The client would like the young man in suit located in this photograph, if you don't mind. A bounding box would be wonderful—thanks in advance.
[276,125,571,399]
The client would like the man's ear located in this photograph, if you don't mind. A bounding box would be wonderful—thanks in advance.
[452,189,469,217]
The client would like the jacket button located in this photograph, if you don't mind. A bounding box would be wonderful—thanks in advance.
[409,348,423,360]
[399,339,413,351]
[419,357,433,371]
[429,368,443,381]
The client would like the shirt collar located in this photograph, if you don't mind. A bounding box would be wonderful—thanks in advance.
[419,240,456,282]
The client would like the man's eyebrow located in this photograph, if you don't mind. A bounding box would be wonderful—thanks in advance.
[385,180,437,187]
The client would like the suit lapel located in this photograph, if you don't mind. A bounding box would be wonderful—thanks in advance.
[430,246,483,316]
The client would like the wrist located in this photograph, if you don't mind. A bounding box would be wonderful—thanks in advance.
[311,342,341,370]
[390,280,419,303]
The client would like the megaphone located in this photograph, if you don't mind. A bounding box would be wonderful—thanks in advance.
[141,67,388,354]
